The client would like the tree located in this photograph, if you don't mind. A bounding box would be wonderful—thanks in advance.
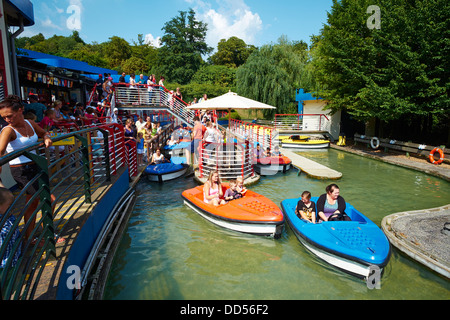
[68,43,108,68]
[102,36,132,70]
[236,36,310,118]
[210,36,256,68]
[191,65,236,88]
[121,57,149,75]
[312,0,449,143]
[158,8,212,84]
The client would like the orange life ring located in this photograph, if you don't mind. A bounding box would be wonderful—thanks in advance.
[429,147,444,165]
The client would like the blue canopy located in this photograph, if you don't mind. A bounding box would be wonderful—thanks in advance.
[18,49,118,76]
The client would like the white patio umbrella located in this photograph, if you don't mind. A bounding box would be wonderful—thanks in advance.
[186,91,276,111]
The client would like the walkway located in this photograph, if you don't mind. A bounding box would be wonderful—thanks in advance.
[381,205,450,279]
[280,147,342,180]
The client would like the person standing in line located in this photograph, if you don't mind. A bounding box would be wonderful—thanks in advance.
[0,95,62,243]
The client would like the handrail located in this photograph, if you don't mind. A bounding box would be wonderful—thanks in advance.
[228,119,278,154]
[199,140,254,180]
[274,114,331,132]
[0,123,136,300]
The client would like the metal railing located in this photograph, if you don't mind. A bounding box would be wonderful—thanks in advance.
[228,119,279,155]
[0,123,136,300]
[274,114,331,132]
[113,84,195,126]
[199,140,254,181]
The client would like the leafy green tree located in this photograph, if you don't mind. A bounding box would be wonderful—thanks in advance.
[121,56,149,75]
[191,65,236,88]
[210,36,256,68]
[67,43,108,68]
[102,36,132,70]
[158,8,212,84]
[236,36,310,118]
[312,0,449,142]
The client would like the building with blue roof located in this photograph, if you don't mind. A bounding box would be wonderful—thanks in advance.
[16,48,118,105]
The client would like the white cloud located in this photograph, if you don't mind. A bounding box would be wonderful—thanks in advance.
[187,0,263,49]
[144,34,162,48]
[42,18,62,30]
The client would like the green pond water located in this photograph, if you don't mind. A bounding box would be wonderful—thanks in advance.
[103,149,450,300]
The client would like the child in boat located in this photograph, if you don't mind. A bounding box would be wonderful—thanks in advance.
[203,170,226,206]
[235,177,247,197]
[224,180,243,201]
[295,191,316,223]
[264,147,271,157]
[272,145,282,156]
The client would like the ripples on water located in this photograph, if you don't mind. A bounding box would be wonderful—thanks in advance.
[104,149,450,300]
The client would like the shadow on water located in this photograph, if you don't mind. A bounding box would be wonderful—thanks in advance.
[104,149,450,300]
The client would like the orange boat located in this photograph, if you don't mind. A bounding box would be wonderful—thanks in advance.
[254,156,292,176]
[182,183,284,238]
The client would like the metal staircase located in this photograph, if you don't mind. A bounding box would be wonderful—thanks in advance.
[112,84,195,126]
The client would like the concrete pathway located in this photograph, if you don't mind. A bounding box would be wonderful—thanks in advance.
[280,147,342,180]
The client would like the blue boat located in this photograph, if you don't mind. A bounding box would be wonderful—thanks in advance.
[281,197,391,279]
[144,161,189,183]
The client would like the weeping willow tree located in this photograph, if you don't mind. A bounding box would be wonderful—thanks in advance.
[236,36,313,119]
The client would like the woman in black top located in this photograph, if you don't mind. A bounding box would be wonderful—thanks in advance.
[316,184,351,222]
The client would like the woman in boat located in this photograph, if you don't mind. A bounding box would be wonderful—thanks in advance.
[150,148,167,164]
[203,170,226,206]
[316,184,351,222]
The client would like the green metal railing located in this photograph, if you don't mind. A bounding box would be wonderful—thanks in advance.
[0,124,130,300]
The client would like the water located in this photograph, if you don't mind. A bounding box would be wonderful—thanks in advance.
[104,149,450,300]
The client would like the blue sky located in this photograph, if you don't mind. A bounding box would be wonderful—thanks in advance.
[22,0,333,50]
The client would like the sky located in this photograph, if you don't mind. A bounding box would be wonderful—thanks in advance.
[20,0,333,51]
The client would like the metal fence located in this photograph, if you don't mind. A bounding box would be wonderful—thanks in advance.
[0,123,135,300]
[198,140,254,181]
[228,119,279,155]
[273,114,331,132]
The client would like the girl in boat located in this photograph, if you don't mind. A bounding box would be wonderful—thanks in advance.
[203,170,226,206]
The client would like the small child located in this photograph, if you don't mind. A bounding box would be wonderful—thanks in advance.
[295,191,316,223]
[0,187,22,268]
[235,177,247,197]
[272,145,282,156]
[136,132,145,166]
[224,180,241,201]
[39,109,56,131]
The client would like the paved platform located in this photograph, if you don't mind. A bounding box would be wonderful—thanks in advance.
[381,205,450,279]
[279,147,342,180]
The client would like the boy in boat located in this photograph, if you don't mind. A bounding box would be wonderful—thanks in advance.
[295,191,316,223]
[272,145,282,156]
[235,177,247,197]
[224,180,243,202]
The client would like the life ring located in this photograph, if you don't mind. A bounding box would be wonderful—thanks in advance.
[429,147,444,165]
[370,137,380,149]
